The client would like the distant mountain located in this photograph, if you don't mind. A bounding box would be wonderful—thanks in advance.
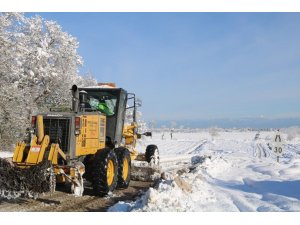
[152,117,300,129]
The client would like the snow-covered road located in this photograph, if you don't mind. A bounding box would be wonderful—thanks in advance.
[2,130,300,212]
[110,130,300,212]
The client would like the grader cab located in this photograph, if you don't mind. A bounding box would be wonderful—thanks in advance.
[0,83,159,198]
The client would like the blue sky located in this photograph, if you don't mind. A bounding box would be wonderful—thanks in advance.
[27,13,300,121]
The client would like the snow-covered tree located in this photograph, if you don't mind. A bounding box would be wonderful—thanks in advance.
[0,13,96,150]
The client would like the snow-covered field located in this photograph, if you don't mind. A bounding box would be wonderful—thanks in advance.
[109,130,300,212]
[2,129,300,212]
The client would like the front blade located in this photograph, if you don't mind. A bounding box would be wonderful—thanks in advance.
[131,161,161,182]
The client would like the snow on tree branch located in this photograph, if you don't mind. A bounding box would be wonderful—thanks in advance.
[0,12,96,150]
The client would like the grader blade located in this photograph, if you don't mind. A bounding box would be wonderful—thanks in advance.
[131,161,161,182]
[0,158,55,199]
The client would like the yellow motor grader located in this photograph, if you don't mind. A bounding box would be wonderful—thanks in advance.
[0,83,159,198]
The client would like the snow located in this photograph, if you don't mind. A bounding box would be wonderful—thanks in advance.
[0,13,97,151]
[109,130,300,212]
[0,151,13,158]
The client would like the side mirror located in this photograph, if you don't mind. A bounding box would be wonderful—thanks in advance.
[143,132,152,137]
[136,98,142,107]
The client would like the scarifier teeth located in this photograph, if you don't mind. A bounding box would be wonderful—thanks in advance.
[0,158,55,199]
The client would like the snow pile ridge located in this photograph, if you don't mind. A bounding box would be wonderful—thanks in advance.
[110,130,300,212]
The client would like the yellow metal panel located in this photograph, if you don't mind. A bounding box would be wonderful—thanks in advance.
[31,136,38,146]
[48,144,56,164]
[25,135,39,164]
[85,116,99,139]
[25,135,49,164]
[36,115,44,144]
[88,139,99,148]
[48,143,66,165]
[76,115,106,157]
[99,141,105,149]
[12,141,26,163]
[123,123,137,147]
[37,135,49,163]
[26,145,42,164]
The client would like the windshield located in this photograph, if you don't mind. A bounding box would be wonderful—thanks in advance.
[86,91,118,116]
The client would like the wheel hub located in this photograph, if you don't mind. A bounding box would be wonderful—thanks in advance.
[107,160,114,186]
[122,158,129,180]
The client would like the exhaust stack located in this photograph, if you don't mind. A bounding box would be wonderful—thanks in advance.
[37,115,44,144]
[71,85,79,112]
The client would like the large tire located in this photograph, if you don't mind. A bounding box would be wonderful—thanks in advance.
[92,148,118,196]
[115,148,131,189]
[83,155,94,182]
[145,145,159,166]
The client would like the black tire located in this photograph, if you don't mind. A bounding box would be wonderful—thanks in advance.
[83,155,94,182]
[115,148,131,189]
[145,145,159,165]
[91,148,118,196]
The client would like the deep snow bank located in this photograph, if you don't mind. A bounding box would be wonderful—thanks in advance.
[109,130,300,212]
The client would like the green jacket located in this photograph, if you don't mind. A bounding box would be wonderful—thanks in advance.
[97,103,114,116]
